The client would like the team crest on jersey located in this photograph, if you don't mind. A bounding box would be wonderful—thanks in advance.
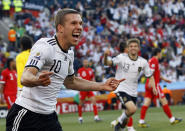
[34,52,41,60]
[138,67,142,72]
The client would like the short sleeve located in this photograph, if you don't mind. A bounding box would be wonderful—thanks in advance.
[68,50,75,76]
[148,58,156,73]
[25,39,51,70]
[143,59,153,78]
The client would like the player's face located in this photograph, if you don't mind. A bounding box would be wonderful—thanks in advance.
[10,60,16,70]
[62,14,83,47]
[128,42,140,55]
[83,60,89,68]
[158,52,162,59]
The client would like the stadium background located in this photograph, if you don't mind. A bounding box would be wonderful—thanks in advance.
[0,0,185,130]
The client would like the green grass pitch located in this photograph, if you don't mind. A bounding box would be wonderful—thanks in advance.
[0,105,185,131]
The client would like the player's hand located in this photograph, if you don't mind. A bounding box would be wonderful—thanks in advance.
[152,87,158,96]
[102,78,125,91]
[37,71,53,86]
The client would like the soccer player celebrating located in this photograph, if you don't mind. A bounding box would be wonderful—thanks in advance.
[6,9,124,131]
[77,59,101,123]
[109,41,136,131]
[138,48,182,127]
[104,38,157,131]
[0,58,17,110]
[16,35,33,96]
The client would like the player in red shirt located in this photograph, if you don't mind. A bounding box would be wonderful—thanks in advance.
[77,59,101,123]
[138,48,182,127]
[0,58,17,109]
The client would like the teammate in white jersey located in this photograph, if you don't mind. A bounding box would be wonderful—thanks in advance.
[6,9,125,131]
[104,38,157,131]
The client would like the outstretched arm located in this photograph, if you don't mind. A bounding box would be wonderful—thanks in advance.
[160,76,172,83]
[64,75,125,92]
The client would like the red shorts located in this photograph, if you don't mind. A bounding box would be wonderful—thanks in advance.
[145,84,165,100]
[4,95,16,109]
[79,91,94,100]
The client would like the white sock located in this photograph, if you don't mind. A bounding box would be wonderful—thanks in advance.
[170,116,175,123]
[118,111,128,124]
[139,119,145,124]
[127,126,134,129]
[94,115,99,119]
[78,117,83,120]
[127,126,135,131]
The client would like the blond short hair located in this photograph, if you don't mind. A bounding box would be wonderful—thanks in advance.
[126,38,140,47]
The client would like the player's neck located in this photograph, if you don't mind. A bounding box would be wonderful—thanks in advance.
[8,67,13,71]
[154,56,159,60]
[55,34,70,52]
[128,53,138,61]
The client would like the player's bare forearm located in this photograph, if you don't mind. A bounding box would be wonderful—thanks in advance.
[64,75,125,92]
[148,76,155,89]
[160,76,171,83]
[64,75,104,91]
[149,76,157,95]
[21,67,40,87]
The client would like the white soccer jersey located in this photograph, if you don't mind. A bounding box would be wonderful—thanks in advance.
[112,53,152,97]
[15,36,74,114]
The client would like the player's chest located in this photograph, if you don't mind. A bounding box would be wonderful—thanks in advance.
[80,69,91,78]
[49,53,70,75]
[120,60,143,73]
[7,71,17,81]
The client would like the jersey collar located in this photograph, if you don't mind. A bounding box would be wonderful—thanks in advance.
[128,54,138,61]
[54,35,68,53]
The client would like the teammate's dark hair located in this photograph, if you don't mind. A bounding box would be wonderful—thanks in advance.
[152,48,161,56]
[119,41,127,52]
[20,35,33,51]
[6,58,14,69]
[55,8,81,32]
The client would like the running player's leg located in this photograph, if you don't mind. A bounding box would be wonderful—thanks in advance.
[139,98,151,126]
[158,86,182,125]
[78,91,86,124]
[88,91,101,122]
[139,86,152,127]
[114,92,137,131]
[127,117,136,131]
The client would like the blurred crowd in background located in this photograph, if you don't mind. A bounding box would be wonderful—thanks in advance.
[0,0,185,85]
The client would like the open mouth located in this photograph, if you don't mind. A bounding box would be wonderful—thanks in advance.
[72,33,81,40]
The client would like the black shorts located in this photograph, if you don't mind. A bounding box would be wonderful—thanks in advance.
[116,92,137,108]
[6,104,63,131]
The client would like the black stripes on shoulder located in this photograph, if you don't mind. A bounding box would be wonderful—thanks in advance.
[47,38,56,46]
